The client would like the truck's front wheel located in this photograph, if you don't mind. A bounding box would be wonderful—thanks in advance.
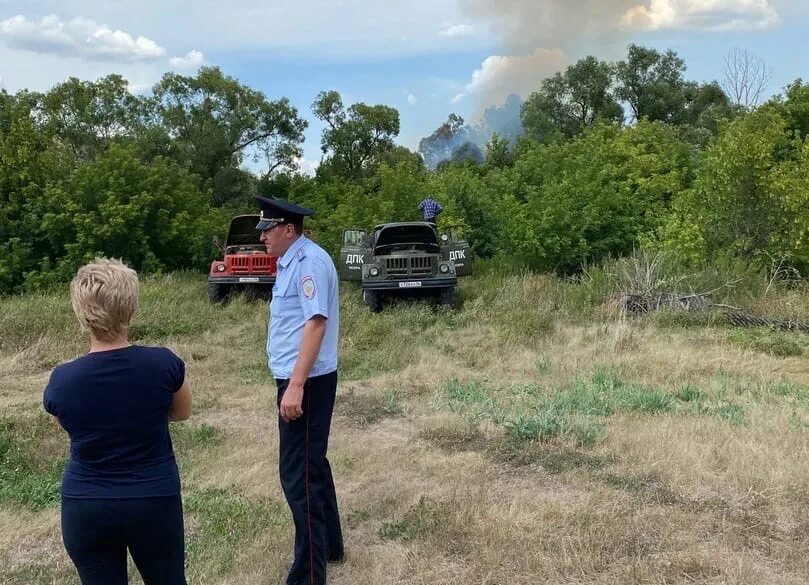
[440,287,456,309]
[363,290,383,312]
[208,282,229,304]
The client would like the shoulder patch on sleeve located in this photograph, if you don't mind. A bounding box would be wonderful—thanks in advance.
[301,275,316,299]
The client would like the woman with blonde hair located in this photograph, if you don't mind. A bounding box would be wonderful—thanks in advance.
[43,258,191,585]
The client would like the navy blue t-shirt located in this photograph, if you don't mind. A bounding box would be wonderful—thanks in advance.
[43,345,185,499]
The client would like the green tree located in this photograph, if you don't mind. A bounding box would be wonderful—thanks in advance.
[0,92,73,293]
[153,67,307,200]
[39,75,146,161]
[522,56,623,140]
[312,90,400,180]
[769,139,809,271]
[485,133,514,169]
[616,44,691,124]
[33,145,224,286]
[511,121,692,271]
[656,110,793,265]
[431,165,499,258]
[771,80,809,140]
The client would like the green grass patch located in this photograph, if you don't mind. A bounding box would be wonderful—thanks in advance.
[3,563,78,585]
[503,410,605,445]
[0,413,66,511]
[132,273,259,342]
[713,402,745,426]
[0,290,78,354]
[170,423,224,457]
[184,487,286,577]
[675,385,704,403]
[771,381,809,403]
[727,329,804,358]
[442,379,494,413]
[498,308,555,343]
[0,417,222,512]
[0,272,262,369]
[338,298,446,380]
[438,372,682,448]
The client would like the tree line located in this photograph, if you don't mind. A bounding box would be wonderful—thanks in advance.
[1,44,808,294]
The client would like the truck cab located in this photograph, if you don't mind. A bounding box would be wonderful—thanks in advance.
[208,214,277,303]
[339,222,472,311]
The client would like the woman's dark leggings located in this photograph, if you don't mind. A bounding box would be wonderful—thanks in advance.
[61,495,187,585]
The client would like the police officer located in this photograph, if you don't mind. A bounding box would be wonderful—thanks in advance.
[255,196,344,585]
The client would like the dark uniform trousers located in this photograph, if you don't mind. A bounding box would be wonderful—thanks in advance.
[276,371,344,585]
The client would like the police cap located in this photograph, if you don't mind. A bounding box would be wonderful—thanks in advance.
[254,196,314,230]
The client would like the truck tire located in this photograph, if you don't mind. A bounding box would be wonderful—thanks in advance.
[440,287,456,309]
[363,290,383,313]
[208,282,229,304]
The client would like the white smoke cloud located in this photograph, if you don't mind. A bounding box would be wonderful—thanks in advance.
[0,14,166,63]
[452,48,568,106]
[623,0,781,31]
[456,0,783,109]
[460,0,637,56]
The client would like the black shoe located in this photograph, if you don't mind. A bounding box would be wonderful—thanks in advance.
[328,552,345,564]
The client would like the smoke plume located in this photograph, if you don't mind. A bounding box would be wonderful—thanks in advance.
[456,0,782,107]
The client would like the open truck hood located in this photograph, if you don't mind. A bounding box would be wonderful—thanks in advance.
[226,215,263,247]
[373,222,439,254]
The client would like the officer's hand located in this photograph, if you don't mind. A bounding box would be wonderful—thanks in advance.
[280,382,304,422]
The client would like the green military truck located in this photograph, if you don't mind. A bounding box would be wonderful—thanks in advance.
[339,221,472,311]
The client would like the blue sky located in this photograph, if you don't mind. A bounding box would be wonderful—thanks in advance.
[0,1,806,173]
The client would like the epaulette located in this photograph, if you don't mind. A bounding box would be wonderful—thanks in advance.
[296,247,307,261]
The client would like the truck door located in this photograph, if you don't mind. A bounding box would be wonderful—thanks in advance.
[339,229,370,281]
[440,228,473,277]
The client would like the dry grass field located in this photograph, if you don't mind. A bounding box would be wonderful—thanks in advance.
[2,263,809,584]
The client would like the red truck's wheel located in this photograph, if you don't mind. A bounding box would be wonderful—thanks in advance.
[208,282,229,303]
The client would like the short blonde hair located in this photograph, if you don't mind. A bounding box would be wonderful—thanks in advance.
[70,258,139,342]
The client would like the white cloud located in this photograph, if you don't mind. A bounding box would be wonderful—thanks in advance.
[453,48,568,106]
[169,49,204,70]
[439,24,474,37]
[407,92,418,105]
[295,156,319,177]
[0,0,489,59]
[623,0,781,31]
[0,14,166,62]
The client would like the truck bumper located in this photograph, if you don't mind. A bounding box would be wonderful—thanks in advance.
[361,276,457,291]
[208,276,276,285]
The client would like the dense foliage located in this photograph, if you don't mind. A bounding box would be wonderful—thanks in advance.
[1,46,808,294]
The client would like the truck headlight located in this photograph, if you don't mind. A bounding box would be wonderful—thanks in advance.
[439,263,450,274]
[217,264,226,272]
[369,266,380,277]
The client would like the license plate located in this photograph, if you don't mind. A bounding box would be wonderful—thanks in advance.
[239,277,260,283]
[398,281,422,288]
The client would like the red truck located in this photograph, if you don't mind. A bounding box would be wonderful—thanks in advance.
[208,214,278,303]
